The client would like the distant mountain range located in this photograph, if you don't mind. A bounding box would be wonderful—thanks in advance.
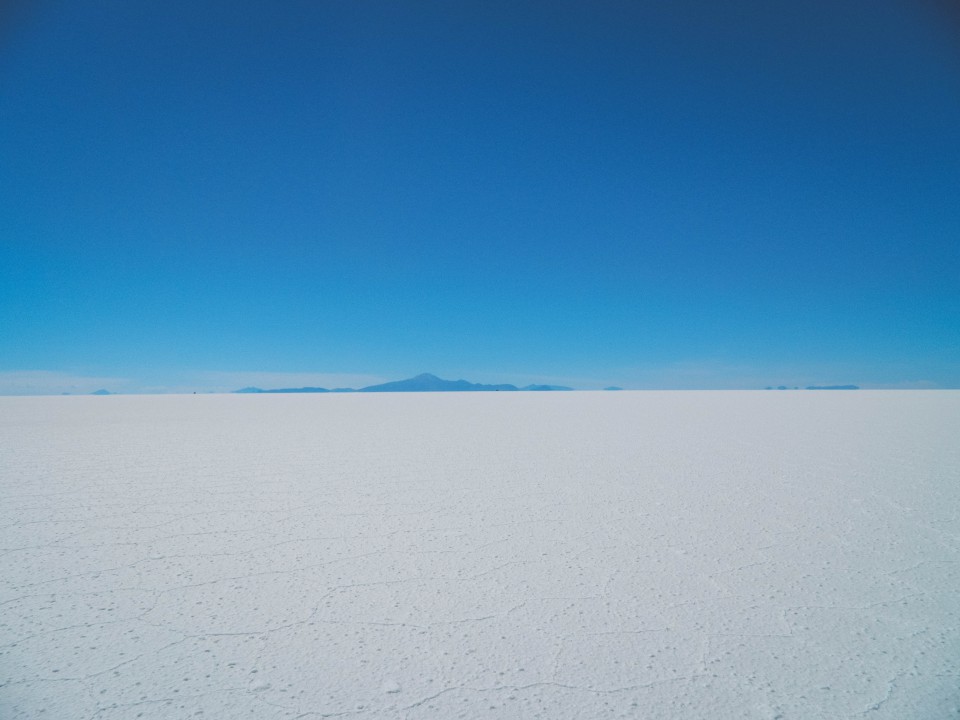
[235,373,575,394]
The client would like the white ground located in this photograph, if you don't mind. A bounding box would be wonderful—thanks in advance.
[1,391,958,719]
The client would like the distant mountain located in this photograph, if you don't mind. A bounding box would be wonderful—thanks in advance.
[359,373,518,392]
[91,389,112,395]
[604,386,623,391]
[233,373,576,394]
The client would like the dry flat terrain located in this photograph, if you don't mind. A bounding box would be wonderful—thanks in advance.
[1,391,958,719]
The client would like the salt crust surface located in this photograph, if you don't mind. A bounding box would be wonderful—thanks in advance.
[1,391,958,719]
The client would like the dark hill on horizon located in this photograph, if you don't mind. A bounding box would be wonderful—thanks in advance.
[233,373,575,394]
[359,373,519,392]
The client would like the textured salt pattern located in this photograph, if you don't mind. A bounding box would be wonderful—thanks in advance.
[1,391,958,718]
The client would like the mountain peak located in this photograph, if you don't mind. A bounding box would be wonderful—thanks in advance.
[360,373,518,393]
[233,373,575,394]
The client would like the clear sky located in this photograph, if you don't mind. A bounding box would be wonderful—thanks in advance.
[1,0,958,393]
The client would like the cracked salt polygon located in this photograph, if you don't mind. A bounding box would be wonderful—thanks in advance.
[1,391,958,720]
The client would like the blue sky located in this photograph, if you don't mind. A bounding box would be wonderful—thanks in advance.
[1,0,958,392]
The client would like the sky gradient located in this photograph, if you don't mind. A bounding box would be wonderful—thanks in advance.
[2,0,958,392]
